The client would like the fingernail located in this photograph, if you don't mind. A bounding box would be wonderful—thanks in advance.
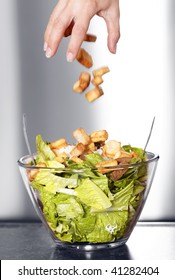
[43,42,47,52]
[45,47,52,58]
[67,52,74,62]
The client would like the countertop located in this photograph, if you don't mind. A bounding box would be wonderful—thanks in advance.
[0,222,175,260]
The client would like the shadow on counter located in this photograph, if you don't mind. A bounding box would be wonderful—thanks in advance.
[49,244,132,260]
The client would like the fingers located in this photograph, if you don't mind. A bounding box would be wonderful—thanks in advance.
[44,0,120,59]
[105,17,120,54]
[44,8,72,58]
[98,0,120,54]
[44,0,95,60]
[45,14,92,61]
[66,17,91,62]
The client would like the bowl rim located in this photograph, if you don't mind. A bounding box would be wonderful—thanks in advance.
[17,152,159,172]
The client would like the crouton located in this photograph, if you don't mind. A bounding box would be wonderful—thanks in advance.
[91,75,103,86]
[52,150,68,163]
[76,48,93,68]
[79,71,91,90]
[49,138,68,150]
[64,20,74,37]
[117,157,132,164]
[87,142,96,152]
[90,130,108,143]
[73,128,91,145]
[118,150,132,159]
[102,140,121,158]
[73,80,84,93]
[92,66,110,77]
[28,162,46,181]
[96,159,118,174]
[70,143,86,157]
[110,168,128,181]
[70,156,83,164]
[73,72,91,93]
[84,34,97,42]
[85,86,104,103]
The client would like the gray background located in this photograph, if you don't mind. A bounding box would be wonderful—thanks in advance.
[0,0,174,221]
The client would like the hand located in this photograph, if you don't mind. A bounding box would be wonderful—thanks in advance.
[44,0,120,61]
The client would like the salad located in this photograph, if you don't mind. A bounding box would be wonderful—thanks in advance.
[28,128,147,243]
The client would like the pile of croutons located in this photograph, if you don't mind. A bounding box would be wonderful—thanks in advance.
[73,34,110,102]
[49,128,137,175]
[28,128,139,181]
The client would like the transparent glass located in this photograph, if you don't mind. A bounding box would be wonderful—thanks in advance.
[18,152,159,250]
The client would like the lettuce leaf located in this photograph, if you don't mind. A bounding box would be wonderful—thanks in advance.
[112,181,134,211]
[46,160,65,169]
[36,134,55,163]
[122,145,146,161]
[92,177,114,200]
[75,215,96,236]
[86,211,128,243]
[39,188,58,229]
[75,178,112,210]
[56,196,84,220]
[34,170,78,193]
[84,153,104,166]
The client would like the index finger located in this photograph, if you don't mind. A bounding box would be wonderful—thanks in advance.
[44,1,67,45]
[44,4,74,57]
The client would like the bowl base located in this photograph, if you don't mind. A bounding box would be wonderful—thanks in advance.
[54,237,128,251]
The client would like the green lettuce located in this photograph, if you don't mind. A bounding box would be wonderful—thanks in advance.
[34,170,78,193]
[56,196,84,220]
[75,178,112,210]
[86,211,128,243]
[92,176,114,200]
[112,181,134,211]
[39,188,57,229]
[84,153,104,166]
[36,134,55,163]
[47,160,65,169]
[75,215,96,236]
[30,134,148,243]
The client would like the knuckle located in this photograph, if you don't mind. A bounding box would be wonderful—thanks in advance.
[73,24,87,36]
[48,13,55,26]
[112,30,120,43]
[85,0,97,11]
[53,15,66,29]
[116,30,120,40]
[50,35,59,49]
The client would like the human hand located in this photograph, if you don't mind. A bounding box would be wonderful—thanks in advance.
[44,0,120,61]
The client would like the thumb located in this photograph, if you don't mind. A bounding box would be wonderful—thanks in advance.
[105,16,120,53]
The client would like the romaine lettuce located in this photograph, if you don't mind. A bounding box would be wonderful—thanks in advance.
[36,134,55,163]
[30,134,148,243]
[75,178,112,210]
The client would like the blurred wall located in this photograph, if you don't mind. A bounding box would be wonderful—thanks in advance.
[0,0,174,221]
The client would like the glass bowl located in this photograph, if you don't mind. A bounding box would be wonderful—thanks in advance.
[18,152,159,250]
